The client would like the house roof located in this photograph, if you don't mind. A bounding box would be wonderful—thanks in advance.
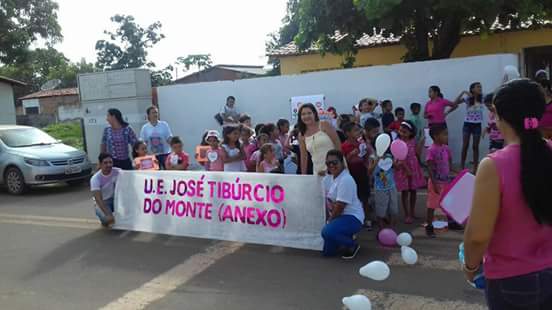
[174,64,265,83]
[19,88,78,100]
[268,19,552,57]
[0,75,26,86]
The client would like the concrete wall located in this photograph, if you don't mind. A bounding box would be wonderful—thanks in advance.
[279,28,552,75]
[158,54,518,164]
[40,95,79,115]
[0,82,16,125]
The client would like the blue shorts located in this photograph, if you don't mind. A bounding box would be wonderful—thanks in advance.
[463,122,482,136]
[95,197,114,225]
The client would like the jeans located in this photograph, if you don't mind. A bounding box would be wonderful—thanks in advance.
[95,197,114,225]
[113,158,133,170]
[485,268,552,310]
[156,153,169,170]
[321,215,362,256]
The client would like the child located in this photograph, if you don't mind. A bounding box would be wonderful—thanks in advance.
[483,93,504,153]
[358,98,380,127]
[390,107,405,132]
[166,136,189,170]
[239,114,252,128]
[362,117,381,229]
[381,100,394,114]
[250,133,270,167]
[341,122,371,229]
[277,119,291,154]
[241,126,257,172]
[381,113,397,140]
[394,121,426,223]
[260,123,283,161]
[257,143,280,173]
[132,141,159,170]
[222,125,246,172]
[204,130,224,172]
[425,124,453,238]
[408,103,424,142]
[368,134,399,231]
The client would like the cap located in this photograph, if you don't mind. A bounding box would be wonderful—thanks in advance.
[205,130,220,142]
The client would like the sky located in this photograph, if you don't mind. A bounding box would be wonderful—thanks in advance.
[53,0,288,77]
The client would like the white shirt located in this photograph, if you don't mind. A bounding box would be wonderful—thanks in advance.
[140,121,173,155]
[90,168,122,200]
[327,169,365,223]
[222,144,246,172]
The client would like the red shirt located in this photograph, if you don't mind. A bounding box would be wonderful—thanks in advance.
[165,152,189,170]
[341,140,368,177]
[390,120,402,132]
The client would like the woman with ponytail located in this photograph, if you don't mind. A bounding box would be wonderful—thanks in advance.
[463,79,552,309]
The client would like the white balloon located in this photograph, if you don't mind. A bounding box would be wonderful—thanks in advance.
[401,246,418,265]
[359,261,391,281]
[375,134,391,157]
[396,232,413,247]
[342,295,372,310]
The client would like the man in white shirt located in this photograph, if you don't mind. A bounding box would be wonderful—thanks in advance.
[90,153,121,227]
[140,106,173,169]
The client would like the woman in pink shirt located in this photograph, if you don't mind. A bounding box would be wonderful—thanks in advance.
[423,85,462,128]
[463,79,552,309]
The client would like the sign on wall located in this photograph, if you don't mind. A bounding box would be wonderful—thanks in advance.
[114,171,326,251]
[290,94,326,120]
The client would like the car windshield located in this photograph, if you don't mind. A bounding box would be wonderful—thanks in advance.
[0,128,59,147]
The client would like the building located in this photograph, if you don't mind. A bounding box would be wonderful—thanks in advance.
[174,64,266,84]
[0,76,26,125]
[268,23,552,77]
[17,88,80,127]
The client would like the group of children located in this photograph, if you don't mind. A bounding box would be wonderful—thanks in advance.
[128,81,509,238]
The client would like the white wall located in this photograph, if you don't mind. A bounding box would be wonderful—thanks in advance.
[158,54,518,164]
[0,82,16,125]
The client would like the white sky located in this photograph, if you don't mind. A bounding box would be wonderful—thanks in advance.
[53,0,288,77]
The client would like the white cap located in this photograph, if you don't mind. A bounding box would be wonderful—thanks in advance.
[205,130,220,142]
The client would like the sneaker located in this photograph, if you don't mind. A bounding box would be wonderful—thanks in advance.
[342,244,360,260]
[364,220,373,231]
[425,225,436,238]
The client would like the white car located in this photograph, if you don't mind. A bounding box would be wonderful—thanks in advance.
[0,125,93,195]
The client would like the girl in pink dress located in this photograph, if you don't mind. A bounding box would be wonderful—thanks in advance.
[394,120,426,223]
[256,143,280,173]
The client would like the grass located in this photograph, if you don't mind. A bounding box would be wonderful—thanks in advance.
[43,121,84,150]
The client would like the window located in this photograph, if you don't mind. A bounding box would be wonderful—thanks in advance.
[25,107,39,115]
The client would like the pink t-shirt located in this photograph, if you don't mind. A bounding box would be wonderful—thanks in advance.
[540,102,552,128]
[205,148,224,171]
[425,98,452,124]
[259,159,278,173]
[426,143,451,183]
[484,144,552,279]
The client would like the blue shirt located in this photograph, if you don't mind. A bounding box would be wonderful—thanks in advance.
[372,154,396,191]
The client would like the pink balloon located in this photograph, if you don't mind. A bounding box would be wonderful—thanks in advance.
[390,140,408,160]
[378,228,398,247]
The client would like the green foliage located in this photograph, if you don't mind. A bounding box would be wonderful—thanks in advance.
[95,14,165,71]
[0,0,62,65]
[0,48,96,92]
[176,54,213,72]
[277,0,552,66]
[43,121,83,150]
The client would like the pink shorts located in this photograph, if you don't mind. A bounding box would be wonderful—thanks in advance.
[427,179,447,210]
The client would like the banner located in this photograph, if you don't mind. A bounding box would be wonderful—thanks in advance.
[114,171,326,251]
[290,94,325,120]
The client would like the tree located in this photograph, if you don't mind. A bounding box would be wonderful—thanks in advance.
[176,54,213,72]
[0,0,62,65]
[0,48,96,92]
[95,14,165,71]
[266,0,301,75]
[281,0,552,66]
[151,65,174,87]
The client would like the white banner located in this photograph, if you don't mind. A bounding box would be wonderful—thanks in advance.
[114,171,325,251]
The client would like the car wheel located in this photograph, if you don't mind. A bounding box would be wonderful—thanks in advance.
[4,167,27,195]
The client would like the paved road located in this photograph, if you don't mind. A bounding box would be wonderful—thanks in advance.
[0,184,486,310]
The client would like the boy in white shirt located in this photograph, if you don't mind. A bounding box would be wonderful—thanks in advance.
[90,153,121,227]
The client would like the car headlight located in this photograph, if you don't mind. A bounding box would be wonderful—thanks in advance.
[24,158,50,166]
